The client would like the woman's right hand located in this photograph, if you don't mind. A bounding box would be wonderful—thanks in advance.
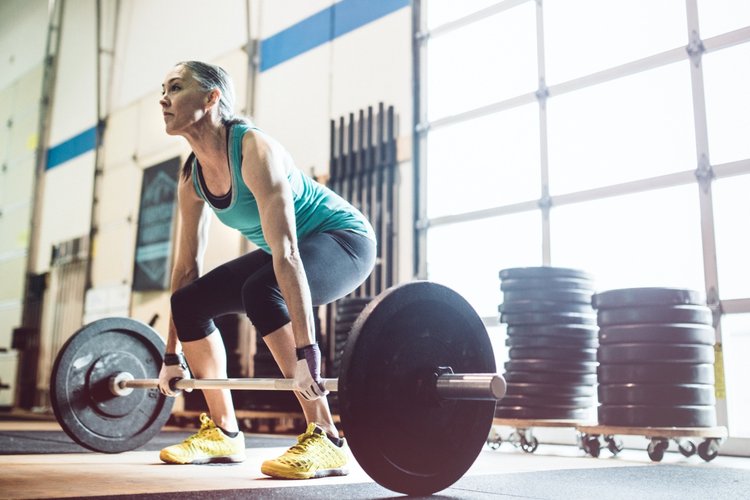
[158,353,192,397]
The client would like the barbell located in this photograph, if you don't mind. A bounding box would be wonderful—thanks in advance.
[50,281,507,496]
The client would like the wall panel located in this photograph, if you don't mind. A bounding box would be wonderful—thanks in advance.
[0,0,47,90]
[0,203,30,255]
[103,105,140,167]
[111,0,249,110]
[0,305,22,348]
[254,45,332,175]
[48,0,97,147]
[36,153,95,271]
[330,8,412,133]
[257,0,333,38]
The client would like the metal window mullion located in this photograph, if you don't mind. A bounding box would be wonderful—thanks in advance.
[686,0,728,430]
[427,46,688,136]
[548,46,687,99]
[427,93,537,133]
[536,0,550,264]
[427,0,531,40]
[713,159,750,179]
[428,199,542,228]
[686,0,720,318]
[426,169,699,229]
[721,298,750,314]
[703,25,750,53]
[413,0,429,279]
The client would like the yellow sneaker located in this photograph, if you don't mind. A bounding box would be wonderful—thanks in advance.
[159,413,246,464]
[260,423,349,479]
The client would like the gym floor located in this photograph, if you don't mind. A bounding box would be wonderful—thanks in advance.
[1,417,750,499]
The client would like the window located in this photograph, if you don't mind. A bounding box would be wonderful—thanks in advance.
[703,43,750,166]
[427,1,537,121]
[426,211,542,318]
[550,185,704,292]
[418,0,750,449]
[713,174,750,299]
[544,0,686,85]
[547,62,695,194]
[426,104,540,218]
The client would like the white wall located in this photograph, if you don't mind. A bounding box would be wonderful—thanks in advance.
[0,0,47,89]
[0,0,47,348]
[4,0,414,351]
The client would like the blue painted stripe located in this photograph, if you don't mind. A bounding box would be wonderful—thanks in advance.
[260,0,409,72]
[46,126,97,170]
[46,1,409,164]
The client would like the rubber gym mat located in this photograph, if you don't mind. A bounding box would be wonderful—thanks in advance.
[0,430,294,455]
[76,464,750,500]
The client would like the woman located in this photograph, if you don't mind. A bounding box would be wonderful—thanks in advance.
[156,61,375,480]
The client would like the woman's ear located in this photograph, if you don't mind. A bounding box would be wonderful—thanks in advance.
[206,88,221,108]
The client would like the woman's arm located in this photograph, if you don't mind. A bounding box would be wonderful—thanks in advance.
[166,173,212,353]
[240,130,316,348]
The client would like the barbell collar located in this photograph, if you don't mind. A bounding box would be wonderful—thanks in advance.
[435,374,507,400]
[116,372,506,400]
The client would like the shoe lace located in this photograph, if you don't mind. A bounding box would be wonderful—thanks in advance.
[184,413,218,444]
[287,428,324,456]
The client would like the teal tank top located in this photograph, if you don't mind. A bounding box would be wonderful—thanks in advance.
[191,122,375,253]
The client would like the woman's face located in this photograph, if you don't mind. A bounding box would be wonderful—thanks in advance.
[159,65,211,135]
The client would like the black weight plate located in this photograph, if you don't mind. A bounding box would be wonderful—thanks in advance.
[597,305,712,326]
[505,359,598,374]
[499,267,594,281]
[597,343,715,364]
[598,383,716,405]
[502,289,593,304]
[501,394,596,409]
[506,334,599,349]
[499,300,594,314]
[507,324,599,338]
[597,363,715,384]
[501,277,595,292]
[597,404,717,427]
[501,311,597,326]
[593,288,706,309]
[494,406,593,420]
[339,281,496,496]
[50,317,173,453]
[506,382,595,397]
[599,323,715,345]
[504,370,598,385]
[509,347,598,362]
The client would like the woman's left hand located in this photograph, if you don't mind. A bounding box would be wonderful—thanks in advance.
[293,343,328,400]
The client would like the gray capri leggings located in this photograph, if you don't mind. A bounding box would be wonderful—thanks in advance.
[171,230,376,341]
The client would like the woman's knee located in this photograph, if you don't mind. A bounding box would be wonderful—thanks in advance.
[170,284,215,341]
[241,277,290,336]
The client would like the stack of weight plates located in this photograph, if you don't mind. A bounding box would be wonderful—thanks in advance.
[593,288,717,427]
[496,267,598,420]
[328,296,372,413]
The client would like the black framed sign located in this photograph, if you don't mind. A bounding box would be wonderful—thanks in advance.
[133,157,180,291]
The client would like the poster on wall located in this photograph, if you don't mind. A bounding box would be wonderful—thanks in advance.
[133,157,181,291]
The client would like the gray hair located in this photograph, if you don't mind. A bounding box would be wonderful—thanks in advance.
[177,61,252,180]
[178,60,241,124]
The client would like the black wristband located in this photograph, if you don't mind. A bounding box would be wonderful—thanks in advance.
[164,352,187,368]
[296,343,319,360]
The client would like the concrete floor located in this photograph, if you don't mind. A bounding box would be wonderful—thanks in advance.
[1,419,749,499]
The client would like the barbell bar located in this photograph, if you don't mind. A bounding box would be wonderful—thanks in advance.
[110,372,506,399]
[51,281,506,496]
